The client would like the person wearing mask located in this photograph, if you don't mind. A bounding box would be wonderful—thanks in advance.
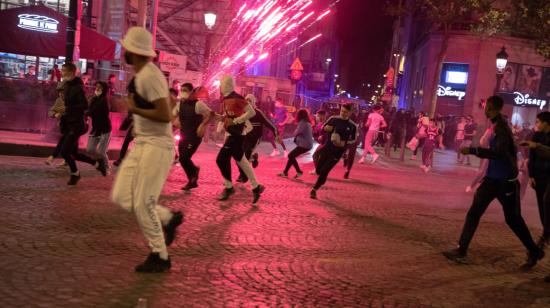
[525,112,550,249]
[175,84,213,191]
[45,82,67,166]
[310,103,357,199]
[215,75,264,204]
[279,109,313,179]
[359,104,386,164]
[236,94,278,183]
[269,98,289,157]
[59,63,107,185]
[443,96,544,270]
[111,27,183,273]
[86,81,112,172]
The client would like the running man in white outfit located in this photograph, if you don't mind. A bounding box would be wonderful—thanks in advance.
[111,27,183,273]
[359,104,387,164]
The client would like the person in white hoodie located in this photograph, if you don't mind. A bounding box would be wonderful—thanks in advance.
[215,75,265,204]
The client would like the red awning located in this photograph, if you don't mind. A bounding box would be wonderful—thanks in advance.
[0,5,115,60]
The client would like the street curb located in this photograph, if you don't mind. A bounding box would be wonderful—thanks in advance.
[0,142,121,158]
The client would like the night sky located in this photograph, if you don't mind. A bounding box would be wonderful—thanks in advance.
[336,0,394,99]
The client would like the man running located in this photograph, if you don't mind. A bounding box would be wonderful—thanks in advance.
[236,94,279,183]
[216,75,265,204]
[59,62,107,185]
[443,96,544,270]
[310,103,357,199]
[174,84,213,190]
[111,27,183,273]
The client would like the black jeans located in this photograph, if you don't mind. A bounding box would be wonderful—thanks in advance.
[458,177,538,253]
[52,133,66,158]
[216,135,246,182]
[178,138,202,182]
[312,144,324,168]
[344,142,358,172]
[413,137,425,155]
[118,129,134,161]
[284,146,310,174]
[238,135,261,180]
[60,131,96,173]
[314,146,344,190]
[534,177,550,239]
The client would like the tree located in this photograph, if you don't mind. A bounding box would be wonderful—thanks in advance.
[387,0,502,117]
[507,1,550,59]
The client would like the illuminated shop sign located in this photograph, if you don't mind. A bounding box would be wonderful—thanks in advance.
[513,92,547,110]
[18,14,59,33]
[437,85,466,100]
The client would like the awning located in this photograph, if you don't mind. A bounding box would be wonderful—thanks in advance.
[0,5,116,60]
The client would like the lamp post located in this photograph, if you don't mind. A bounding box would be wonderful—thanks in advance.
[494,46,508,95]
[203,12,217,74]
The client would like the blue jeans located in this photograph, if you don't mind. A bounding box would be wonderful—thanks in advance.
[87,132,111,168]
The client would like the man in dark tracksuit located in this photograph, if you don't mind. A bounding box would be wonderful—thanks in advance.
[237,94,278,183]
[443,96,544,270]
[176,85,212,190]
[60,63,107,186]
[310,103,357,199]
[526,112,550,247]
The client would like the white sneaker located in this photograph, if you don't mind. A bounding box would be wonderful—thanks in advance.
[371,154,379,164]
[57,160,68,167]
[424,166,431,173]
[465,186,472,193]
[358,156,365,164]
[45,156,54,165]
[308,169,317,175]
[283,150,288,158]
[270,149,280,157]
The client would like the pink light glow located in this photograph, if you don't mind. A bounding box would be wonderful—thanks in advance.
[235,49,248,60]
[316,9,331,21]
[299,1,313,11]
[174,134,181,141]
[300,33,322,47]
[221,57,230,65]
[298,11,314,25]
[244,54,254,62]
[286,37,298,45]
[258,52,269,61]
[236,3,246,17]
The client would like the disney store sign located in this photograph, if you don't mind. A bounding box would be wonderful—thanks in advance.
[513,92,547,110]
[437,85,466,100]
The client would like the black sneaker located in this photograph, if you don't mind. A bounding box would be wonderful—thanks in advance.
[182,181,198,191]
[294,172,303,179]
[236,176,248,183]
[194,166,200,181]
[310,189,317,199]
[520,248,545,271]
[218,188,235,201]
[67,174,81,186]
[344,171,350,179]
[537,236,548,250]
[164,211,184,246]
[96,159,107,176]
[252,185,265,204]
[113,160,121,167]
[251,153,259,168]
[135,253,171,273]
[442,248,468,264]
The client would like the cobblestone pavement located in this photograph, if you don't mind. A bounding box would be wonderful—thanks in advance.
[1,144,550,308]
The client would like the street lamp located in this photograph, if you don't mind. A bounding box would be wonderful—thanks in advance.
[494,46,508,94]
[203,12,217,74]
[204,12,217,30]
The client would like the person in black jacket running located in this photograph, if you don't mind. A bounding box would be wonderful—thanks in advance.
[59,63,107,186]
[236,94,279,183]
[443,96,544,270]
[86,81,112,172]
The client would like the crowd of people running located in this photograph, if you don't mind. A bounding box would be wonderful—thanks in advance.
[42,27,550,278]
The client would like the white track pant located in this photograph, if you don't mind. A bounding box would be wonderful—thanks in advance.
[111,140,174,257]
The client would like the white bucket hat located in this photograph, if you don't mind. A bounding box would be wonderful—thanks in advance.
[120,26,156,57]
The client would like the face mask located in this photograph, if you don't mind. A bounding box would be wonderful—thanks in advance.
[181,92,189,99]
[95,91,102,97]
[124,51,134,65]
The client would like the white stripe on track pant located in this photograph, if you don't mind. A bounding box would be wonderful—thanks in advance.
[111,140,174,257]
